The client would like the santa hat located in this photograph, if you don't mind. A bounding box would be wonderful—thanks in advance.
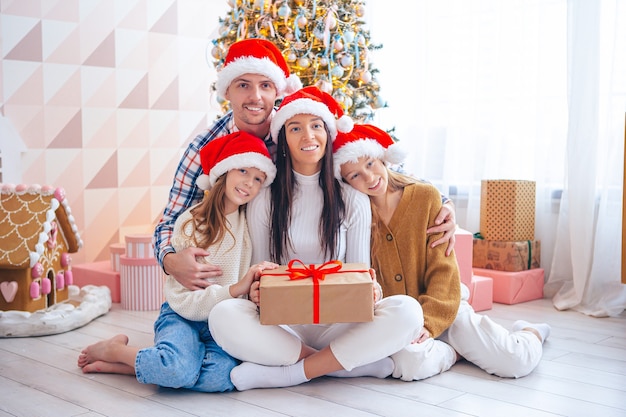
[215,38,302,98]
[196,131,277,190]
[270,86,354,142]
[332,124,406,180]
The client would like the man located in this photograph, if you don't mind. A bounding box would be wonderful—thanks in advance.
[153,38,301,290]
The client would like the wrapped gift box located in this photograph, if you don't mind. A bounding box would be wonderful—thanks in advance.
[472,239,541,272]
[468,275,493,312]
[109,243,125,272]
[480,180,536,241]
[120,256,164,311]
[454,228,473,289]
[260,261,373,325]
[72,261,121,303]
[125,234,154,259]
[473,267,544,304]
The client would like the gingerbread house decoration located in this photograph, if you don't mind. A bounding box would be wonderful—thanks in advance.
[0,184,83,313]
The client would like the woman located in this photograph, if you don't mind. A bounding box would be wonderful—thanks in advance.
[209,87,422,390]
[334,123,551,380]
[77,131,279,392]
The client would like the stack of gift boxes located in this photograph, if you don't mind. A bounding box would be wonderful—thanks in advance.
[472,180,544,305]
[72,234,163,310]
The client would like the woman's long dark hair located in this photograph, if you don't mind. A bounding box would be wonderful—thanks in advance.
[269,123,345,263]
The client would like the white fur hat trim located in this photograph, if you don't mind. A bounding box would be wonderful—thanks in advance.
[205,152,277,189]
[271,98,338,141]
[333,139,386,179]
[216,57,288,98]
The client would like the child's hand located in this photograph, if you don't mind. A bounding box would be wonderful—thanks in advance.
[248,280,260,305]
[369,268,383,303]
[229,261,278,299]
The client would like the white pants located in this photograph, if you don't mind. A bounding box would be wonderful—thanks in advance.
[209,295,422,371]
[392,285,544,380]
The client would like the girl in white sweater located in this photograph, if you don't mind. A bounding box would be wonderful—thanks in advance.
[209,87,422,390]
[77,131,278,392]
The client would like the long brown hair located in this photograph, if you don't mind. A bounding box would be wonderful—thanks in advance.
[269,123,345,263]
[183,174,237,250]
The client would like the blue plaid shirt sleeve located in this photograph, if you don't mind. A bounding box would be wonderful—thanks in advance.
[153,113,234,269]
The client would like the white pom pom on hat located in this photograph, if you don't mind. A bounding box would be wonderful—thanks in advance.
[197,131,277,190]
[270,86,354,142]
[215,38,302,99]
[332,124,406,180]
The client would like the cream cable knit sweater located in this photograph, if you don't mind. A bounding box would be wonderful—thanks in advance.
[164,207,251,322]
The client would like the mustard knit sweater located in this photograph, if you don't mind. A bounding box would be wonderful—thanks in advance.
[371,182,461,338]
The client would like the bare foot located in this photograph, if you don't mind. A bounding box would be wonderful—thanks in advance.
[82,360,136,375]
[78,334,129,368]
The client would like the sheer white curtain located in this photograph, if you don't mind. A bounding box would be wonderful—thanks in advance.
[366,0,625,316]
[546,0,626,316]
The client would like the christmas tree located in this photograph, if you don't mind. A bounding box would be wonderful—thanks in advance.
[210,0,386,122]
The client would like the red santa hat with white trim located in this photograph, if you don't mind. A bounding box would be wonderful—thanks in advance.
[270,86,354,142]
[332,123,406,180]
[196,131,277,190]
[215,38,302,99]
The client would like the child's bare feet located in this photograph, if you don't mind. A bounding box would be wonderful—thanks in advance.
[81,360,135,375]
[77,334,129,368]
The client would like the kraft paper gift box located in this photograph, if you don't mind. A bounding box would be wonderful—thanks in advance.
[260,260,374,325]
[480,180,536,241]
[472,239,541,272]
[473,267,544,305]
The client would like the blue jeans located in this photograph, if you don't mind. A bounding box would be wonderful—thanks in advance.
[135,302,238,392]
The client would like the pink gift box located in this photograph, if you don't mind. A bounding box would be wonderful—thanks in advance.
[125,234,154,259]
[109,243,125,272]
[472,267,544,305]
[454,228,473,289]
[71,261,121,303]
[468,275,493,312]
[119,256,163,311]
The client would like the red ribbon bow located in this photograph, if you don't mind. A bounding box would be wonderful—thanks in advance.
[286,260,343,323]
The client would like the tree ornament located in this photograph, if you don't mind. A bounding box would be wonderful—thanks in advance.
[297,57,311,68]
[297,15,308,29]
[359,70,372,83]
[340,54,353,68]
[278,4,291,18]
[331,65,345,78]
[315,79,333,93]
[343,30,355,44]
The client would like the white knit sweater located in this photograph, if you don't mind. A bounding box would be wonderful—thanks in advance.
[164,207,251,321]
[246,170,372,265]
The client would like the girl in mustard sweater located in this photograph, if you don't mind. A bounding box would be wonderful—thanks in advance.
[334,124,551,379]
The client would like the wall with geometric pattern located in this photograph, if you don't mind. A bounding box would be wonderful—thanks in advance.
[1,0,227,264]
